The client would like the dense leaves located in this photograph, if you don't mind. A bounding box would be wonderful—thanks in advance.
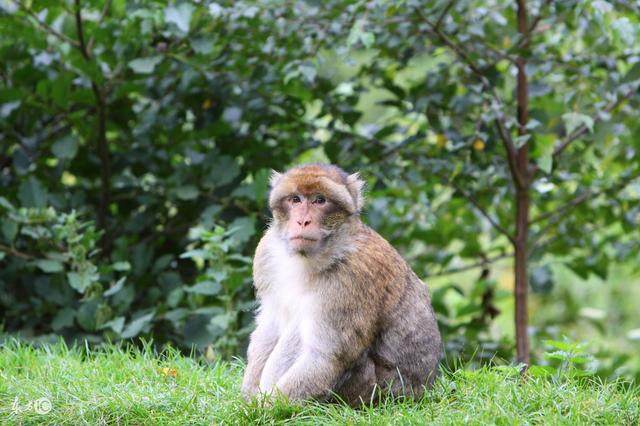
[0,0,319,350]
[0,0,639,377]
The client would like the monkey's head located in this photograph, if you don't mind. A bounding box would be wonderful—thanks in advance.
[268,164,365,256]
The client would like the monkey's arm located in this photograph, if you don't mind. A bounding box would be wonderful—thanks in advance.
[241,316,279,397]
[242,234,279,397]
[274,313,372,401]
[273,347,346,401]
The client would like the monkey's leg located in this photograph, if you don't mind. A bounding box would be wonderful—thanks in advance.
[370,339,439,400]
[272,349,344,401]
[241,320,279,397]
[371,295,441,399]
[332,352,377,407]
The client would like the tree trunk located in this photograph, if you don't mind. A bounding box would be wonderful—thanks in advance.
[514,189,530,365]
[515,0,530,365]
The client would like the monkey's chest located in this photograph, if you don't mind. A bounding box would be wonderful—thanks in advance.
[269,284,316,334]
[262,273,320,347]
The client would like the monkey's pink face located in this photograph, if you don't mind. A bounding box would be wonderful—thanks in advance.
[281,193,337,255]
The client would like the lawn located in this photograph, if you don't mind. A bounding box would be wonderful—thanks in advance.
[0,341,638,425]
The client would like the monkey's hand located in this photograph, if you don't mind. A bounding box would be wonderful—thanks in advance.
[273,349,344,401]
[240,379,261,400]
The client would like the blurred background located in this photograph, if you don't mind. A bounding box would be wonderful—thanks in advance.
[0,1,639,381]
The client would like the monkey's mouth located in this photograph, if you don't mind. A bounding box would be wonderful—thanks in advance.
[290,236,318,242]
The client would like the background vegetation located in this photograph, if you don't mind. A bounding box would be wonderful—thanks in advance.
[2,341,639,424]
[1,0,639,382]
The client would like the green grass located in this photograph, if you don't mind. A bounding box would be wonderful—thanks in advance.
[0,341,638,425]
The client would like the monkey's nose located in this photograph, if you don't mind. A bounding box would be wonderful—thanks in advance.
[297,219,311,227]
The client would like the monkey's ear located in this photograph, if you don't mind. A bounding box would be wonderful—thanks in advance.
[346,172,365,212]
[269,170,283,188]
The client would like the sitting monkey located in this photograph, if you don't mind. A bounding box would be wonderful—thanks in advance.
[241,164,442,406]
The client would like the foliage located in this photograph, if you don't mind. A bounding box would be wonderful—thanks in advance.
[0,0,639,374]
[0,0,317,352]
[298,0,640,363]
[1,340,639,424]
[177,224,255,357]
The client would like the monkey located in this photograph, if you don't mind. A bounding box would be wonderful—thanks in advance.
[241,164,442,406]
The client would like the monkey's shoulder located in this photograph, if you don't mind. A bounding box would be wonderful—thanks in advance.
[349,225,412,279]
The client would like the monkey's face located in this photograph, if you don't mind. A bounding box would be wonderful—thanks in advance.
[279,192,344,256]
[268,164,364,256]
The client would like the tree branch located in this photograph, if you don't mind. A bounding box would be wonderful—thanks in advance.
[0,243,34,260]
[424,252,512,278]
[494,119,525,189]
[418,9,526,189]
[10,0,81,48]
[551,90,637,160]
[512,0,553,51]
[74,0,90,60]
[434,0,458,31]
[529,191,591,226]
[530,169,640,247]
[87,0,111,52]
[444,177,515,244]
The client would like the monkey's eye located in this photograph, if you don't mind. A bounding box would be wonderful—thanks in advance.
[313,195,326,205]
[291,195,302,203]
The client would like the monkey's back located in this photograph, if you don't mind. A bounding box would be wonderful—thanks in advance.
[345,223,442,399]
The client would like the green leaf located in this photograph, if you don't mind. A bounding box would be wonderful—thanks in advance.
[627,328,640,341]
[100,316,125,334]
[51,308,75,331]
[18,176,47,208]
[204,155,240,188]
[164,3,194,33]
[0,196,14,210]
[527,365,554,378]
[533,134,555,174]
[1,219,18,242]
[180,249,211,260]
[228,216,255,246]
[120,311,155,339]
[76,300,99,331]
[175,185,199,200]
[128,56,163,74]
[183,314,215,348]
[360,32,375,49]
[167,288,184,308]
[622,62,640,83]
[34,259,64,273]
[51,135,78,160]
[347,19,375,49]
[0,100,20,118]
[208,313,233,331]
[51,74,72,109]
[190,37,217,55]
[104,277,126,297]
[112,261,131,272]
[67,271,97,293]
[562,112,594,135]
[184,280,222,295]
[208,3,223,18]
[579,307,607,321]
[163,308,188,324]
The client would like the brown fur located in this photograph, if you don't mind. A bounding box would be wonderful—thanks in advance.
[242,164,442,406]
